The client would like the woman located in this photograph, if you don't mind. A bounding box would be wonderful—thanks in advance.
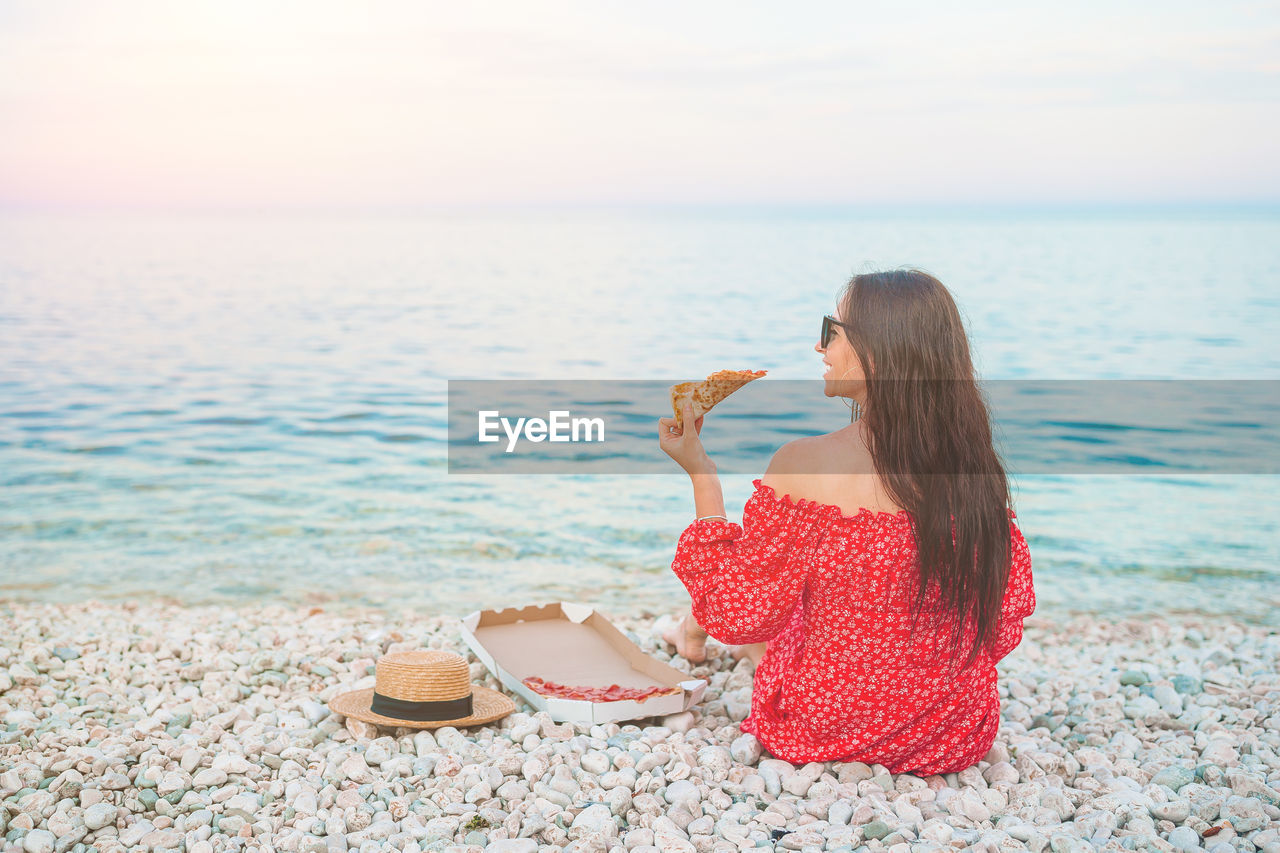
[657,268,1034,775]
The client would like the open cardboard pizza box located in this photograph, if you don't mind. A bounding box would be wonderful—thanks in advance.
[458,601,707,724]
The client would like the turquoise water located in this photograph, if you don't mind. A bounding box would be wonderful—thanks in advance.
[1,208,1278,624]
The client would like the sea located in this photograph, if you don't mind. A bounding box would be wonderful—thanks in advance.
[1,206,1277,626]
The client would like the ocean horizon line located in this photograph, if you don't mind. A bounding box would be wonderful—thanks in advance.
[1,199,1279,221]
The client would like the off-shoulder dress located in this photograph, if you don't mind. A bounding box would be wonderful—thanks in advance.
[670,478,1035,775]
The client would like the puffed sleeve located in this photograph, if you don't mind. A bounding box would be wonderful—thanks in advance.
[670,480,822,645]
[991,516,1035,664]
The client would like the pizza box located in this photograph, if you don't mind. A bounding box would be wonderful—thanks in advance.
[457,601,707,725]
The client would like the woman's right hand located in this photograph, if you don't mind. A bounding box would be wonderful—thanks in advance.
[658,400,711,475]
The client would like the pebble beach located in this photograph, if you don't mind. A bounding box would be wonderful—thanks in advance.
[1,600,1278,853]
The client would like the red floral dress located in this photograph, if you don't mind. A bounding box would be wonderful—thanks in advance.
[671,478,1035,775]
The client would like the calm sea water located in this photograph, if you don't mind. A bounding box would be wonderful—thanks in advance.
[1,208,1278,625]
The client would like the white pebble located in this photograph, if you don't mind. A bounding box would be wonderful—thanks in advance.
[661,711,695,733]
[83,802,117,830]
[192,768,227,787]
[569,803,617,839]
[663,779,702,811]
[580,750,610,775]
[484,841,538,853]
[22,829,55,853]
[730,733,762,765]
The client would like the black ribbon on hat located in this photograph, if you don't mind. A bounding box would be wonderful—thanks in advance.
[370,690,473,721]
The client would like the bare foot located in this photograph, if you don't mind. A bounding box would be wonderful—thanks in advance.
[728,643,766,666]
[661,610,708,663]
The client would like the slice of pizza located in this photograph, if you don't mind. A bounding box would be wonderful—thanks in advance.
[670,369,767,429]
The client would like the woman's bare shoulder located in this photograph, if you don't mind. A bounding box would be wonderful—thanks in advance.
[761,433,899,515]
[761,434,854,493]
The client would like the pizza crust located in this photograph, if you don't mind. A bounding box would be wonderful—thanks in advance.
[670,369,767,429]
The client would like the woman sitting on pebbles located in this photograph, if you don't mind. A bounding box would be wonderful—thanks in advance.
[657,268,1035,775]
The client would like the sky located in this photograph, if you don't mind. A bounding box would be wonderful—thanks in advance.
[0,0,1277,211]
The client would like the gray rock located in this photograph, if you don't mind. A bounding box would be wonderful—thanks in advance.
[1151,765,1196,793]
[99,772,130,790]
[663,780,701,812]
[696,745,731,780]
[218,815,247,835]
[983,761,1019,785]
[605,733,637,750]
[363,739,393,765]
[570,803,617,839]
[1049,834,1094,853]
[1125,695,1161,719]
[861,820,892,841]
[730,733,762,765]
[339,756,374,784]
[580,750,610,775]
[956,792,992,823]
[83,803,117,831]
[485,841,538,853]
[758,767,782,797]
[1150,800,1190,823]
[723,690,751,721]
[622,828,654,848]
[8,663,40,685]
[661,711,694,733]
[1166,825,1201,852]
[1171,675,1202,695]
[1195,764,1226,787]
[53,825,87,851]
[1226,770,1280,807]
[836,761,873,784]
[301,700,331,724]
[1184,785,1222,822]
[21,829,54,853]
[651,815,694,852]
[777,828,824,850]
[140,829,181,849]
[829,800,854,826]
[1120,670,1149,686]
[45,812,75,838]
[1152,685,1184,715]
[118,820,154,846]
[192,768,228,787]
[1200,740,1237,766]
[1221,795,1267,832]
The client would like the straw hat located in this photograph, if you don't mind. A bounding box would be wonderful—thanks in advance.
[328,650,516,729]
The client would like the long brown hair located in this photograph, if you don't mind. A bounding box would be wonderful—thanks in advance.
[840,268,1013,671]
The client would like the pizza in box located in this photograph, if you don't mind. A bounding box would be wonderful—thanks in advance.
[521,676,681,704]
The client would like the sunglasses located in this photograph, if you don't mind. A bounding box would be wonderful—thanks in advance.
[820,314,854,349]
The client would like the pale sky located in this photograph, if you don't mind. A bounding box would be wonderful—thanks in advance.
[1,1,1277,210]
